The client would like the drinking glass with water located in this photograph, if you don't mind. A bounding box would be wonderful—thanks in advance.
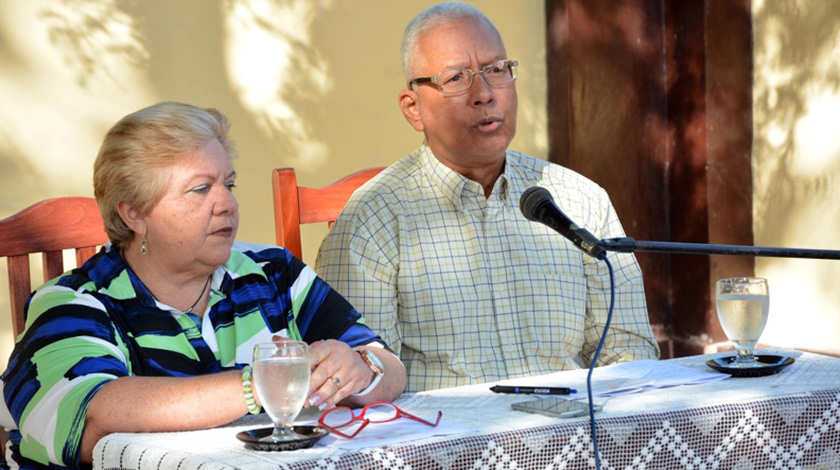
[715,277,769,368]
[253,341,311,441]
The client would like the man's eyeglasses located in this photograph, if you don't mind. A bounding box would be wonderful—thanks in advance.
[318,402,442,439]
[409,59,519,94]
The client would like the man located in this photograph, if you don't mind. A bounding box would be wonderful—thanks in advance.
[316,2,659,392]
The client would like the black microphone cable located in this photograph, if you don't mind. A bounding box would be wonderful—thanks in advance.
[587,256,615,470]
[519,186,615,468]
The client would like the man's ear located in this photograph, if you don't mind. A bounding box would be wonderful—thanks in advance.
[116,201,146,237]
[398,89,424,132]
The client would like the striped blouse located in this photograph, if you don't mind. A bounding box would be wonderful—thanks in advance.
[1,242,381,469]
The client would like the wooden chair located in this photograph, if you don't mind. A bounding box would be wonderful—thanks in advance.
[272,167,385,260]
[0,197,108,337]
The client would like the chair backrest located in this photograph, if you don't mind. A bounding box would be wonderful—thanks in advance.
[272,167,385,260]
[0,197,109,337]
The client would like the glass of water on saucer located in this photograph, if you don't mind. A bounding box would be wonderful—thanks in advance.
[715,277,770,368]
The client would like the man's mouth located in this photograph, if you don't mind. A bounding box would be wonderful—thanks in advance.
[475,117,503,133]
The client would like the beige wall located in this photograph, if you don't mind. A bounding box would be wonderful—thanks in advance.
[0,0,547,368]
[752,0,840,355]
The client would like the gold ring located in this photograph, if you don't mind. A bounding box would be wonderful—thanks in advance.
[331,376,341,388]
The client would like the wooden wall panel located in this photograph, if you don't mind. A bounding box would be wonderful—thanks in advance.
[546,0,753,357]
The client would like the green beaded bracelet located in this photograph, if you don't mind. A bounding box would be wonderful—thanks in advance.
[241,365,261,415]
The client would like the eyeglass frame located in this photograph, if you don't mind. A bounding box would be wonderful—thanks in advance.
[408,59,519,94]
[317,401,443,439]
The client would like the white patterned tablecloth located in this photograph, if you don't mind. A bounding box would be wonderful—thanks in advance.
[94,350,840,470]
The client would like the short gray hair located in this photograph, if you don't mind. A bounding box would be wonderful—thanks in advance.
[401,2,502,83]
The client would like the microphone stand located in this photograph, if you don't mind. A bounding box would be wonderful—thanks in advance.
[600,238,840,260]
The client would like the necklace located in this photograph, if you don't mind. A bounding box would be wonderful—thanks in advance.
[183,275,212,315]
[150,275,212,315]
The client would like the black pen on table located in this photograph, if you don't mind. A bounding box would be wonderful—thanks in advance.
[490,385,577,395]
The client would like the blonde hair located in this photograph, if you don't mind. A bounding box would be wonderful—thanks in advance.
[93,101,236,250]
[401,2,501,83]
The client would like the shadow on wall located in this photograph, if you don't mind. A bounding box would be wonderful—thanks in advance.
[38,0,149,88]
[36,0,334,170]
[215,0,335,172]
[752,1,840,235]
[29,0,341,243]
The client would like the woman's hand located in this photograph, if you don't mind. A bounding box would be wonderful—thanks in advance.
[305,339,373,410]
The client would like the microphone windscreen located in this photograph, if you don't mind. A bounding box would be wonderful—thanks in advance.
[520,186,553,221]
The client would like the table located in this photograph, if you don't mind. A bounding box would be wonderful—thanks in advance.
[93,350,840,470]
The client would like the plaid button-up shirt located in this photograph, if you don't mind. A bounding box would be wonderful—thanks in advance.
[316,145,659,392]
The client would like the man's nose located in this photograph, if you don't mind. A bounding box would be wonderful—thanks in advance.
[470,71,495,105]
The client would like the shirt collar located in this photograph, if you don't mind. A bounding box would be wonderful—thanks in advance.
[420,144,511,211]
[96,244,156,306]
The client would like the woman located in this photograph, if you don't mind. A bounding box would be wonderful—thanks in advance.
[1,102,406,469]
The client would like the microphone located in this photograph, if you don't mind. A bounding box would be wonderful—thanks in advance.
[520,186,607,260]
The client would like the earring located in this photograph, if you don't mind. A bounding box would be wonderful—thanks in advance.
[140,238,147,255]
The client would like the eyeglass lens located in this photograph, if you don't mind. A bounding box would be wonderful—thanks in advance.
[320,407,357,427]
[321,403,400,428]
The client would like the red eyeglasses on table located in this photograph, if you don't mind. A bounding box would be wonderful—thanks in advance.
[318,402,442,439]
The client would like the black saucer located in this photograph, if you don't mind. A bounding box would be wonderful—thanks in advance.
[236,425,329,451]
[706,354,794,377]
